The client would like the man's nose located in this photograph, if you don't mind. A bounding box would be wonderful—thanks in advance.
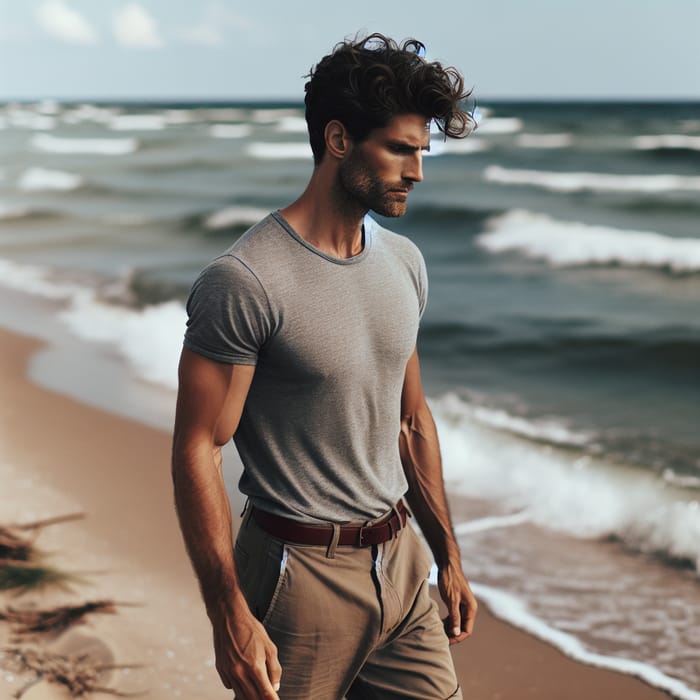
[404,151,423,183]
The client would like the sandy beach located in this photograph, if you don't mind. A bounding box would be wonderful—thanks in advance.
[0,327,673,699]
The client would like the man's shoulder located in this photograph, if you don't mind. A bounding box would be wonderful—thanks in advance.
[222,212,285,259]
[368,216,425,267]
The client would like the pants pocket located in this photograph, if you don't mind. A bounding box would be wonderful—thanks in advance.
[235,519,288,622]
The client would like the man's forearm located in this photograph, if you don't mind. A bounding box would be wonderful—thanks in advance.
[399,403,460,568]
[171,441,242,616]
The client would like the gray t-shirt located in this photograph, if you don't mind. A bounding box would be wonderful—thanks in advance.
[184,211,427,523]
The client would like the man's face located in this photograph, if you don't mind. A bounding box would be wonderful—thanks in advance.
[337,113,431,217]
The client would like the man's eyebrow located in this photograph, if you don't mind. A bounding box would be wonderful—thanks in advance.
[388,140,431,152]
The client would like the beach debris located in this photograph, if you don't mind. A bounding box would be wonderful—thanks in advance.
[0,561,80,595]
[0,647,144,698]
[0,600,126,636]
[0,513,84,562]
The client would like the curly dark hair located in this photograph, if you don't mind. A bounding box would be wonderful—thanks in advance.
[304,33,473,164]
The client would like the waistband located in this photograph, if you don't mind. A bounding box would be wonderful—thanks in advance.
[250,501,409,548]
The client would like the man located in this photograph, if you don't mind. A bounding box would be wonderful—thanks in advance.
[172,34,478,700]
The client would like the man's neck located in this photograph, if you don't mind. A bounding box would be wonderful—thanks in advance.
[279,165,367,259]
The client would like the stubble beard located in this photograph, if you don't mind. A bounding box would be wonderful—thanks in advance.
[337,156,408,219]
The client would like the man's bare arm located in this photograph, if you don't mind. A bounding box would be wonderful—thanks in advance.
[399,346,477,644]
[171,348,281,699]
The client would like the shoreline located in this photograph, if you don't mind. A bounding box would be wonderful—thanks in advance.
[0,327,676,699]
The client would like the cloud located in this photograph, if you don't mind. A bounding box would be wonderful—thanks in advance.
[112,3,163,49]
[35,0,98,45]
[180,23,223,48]
[176,4,255,47]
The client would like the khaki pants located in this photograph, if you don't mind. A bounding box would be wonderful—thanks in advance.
[235,508,462,700]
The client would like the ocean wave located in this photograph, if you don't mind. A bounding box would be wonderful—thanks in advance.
[18,167,84,192]
[250,108,302,124]
[276,116,308,133]
[0,203,32,221]
[431,392,700,572]
[633,134,700,151]
[420,315,700,359]
[470,405,594,446]
[663,469,700,490]
[108,113,169,131]
[516,133,573,149]
[0,257,184,388]
[476,117,523,135]
[209,124,253,139]
[0,258,87,300]
[203,205,269,230]
[466,582,700,700]
[59,294,185,390]
[31,133,139,155]
[477,209,700,272]
[426,138,489,156]
[484,165,700,193]
[246,141,312,160]
[60,104,120,125]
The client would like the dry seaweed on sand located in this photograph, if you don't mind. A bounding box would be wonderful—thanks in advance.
[0,513,84,562]
[0,560,81,596]
[1,647,144,698]
[0,600,129,636]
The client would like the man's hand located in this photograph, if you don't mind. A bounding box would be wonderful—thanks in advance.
[210,597,282,699]
[438,563,478,645]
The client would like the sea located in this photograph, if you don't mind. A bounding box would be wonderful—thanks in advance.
[1,99,699,697]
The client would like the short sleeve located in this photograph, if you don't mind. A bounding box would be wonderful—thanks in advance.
[183,255,273,365]
[417,249,428,319]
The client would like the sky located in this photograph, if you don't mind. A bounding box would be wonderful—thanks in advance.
[1,0,699,101]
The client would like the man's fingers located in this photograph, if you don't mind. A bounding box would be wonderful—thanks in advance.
[267,647,282,690]
[464,598,477,636]
[251,657,281,699]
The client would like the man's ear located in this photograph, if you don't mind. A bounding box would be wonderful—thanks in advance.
[324,120,352,159]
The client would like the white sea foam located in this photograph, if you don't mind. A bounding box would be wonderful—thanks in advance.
[276,116,308,133]
[161,109,196,125]
[58,295,186,389]
[633,134,700,151]
[61,104,120,125]
[431,392,700,570]
[453,511,531,535]
[471,404,593,446]
[0,257,184,390]
[5,106,56,130]
[426,571,700,699]
[0,203,30,221]
[36,99,60,115]
[108,114,168,131]
[426,138,489,156]
[209,124,253,139]
[250,108,301,124]
[32,133,138,155]
[204,206,268,230]
[484,164,700,193]
[246,142,312,161]
[0,258,87,300]
[476,117,523,135]
[663,469,700,490]
[477,209,700,272]
[517,133,573,148]
[468,582,700,700]
[18,167,84,192]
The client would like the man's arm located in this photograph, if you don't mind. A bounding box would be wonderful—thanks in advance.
[171,348,281,699]
[399,346,478,644]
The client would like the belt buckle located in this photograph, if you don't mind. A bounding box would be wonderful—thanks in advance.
[357,524,369,547]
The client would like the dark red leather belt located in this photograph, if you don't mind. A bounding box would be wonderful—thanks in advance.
[251,501,409,547]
